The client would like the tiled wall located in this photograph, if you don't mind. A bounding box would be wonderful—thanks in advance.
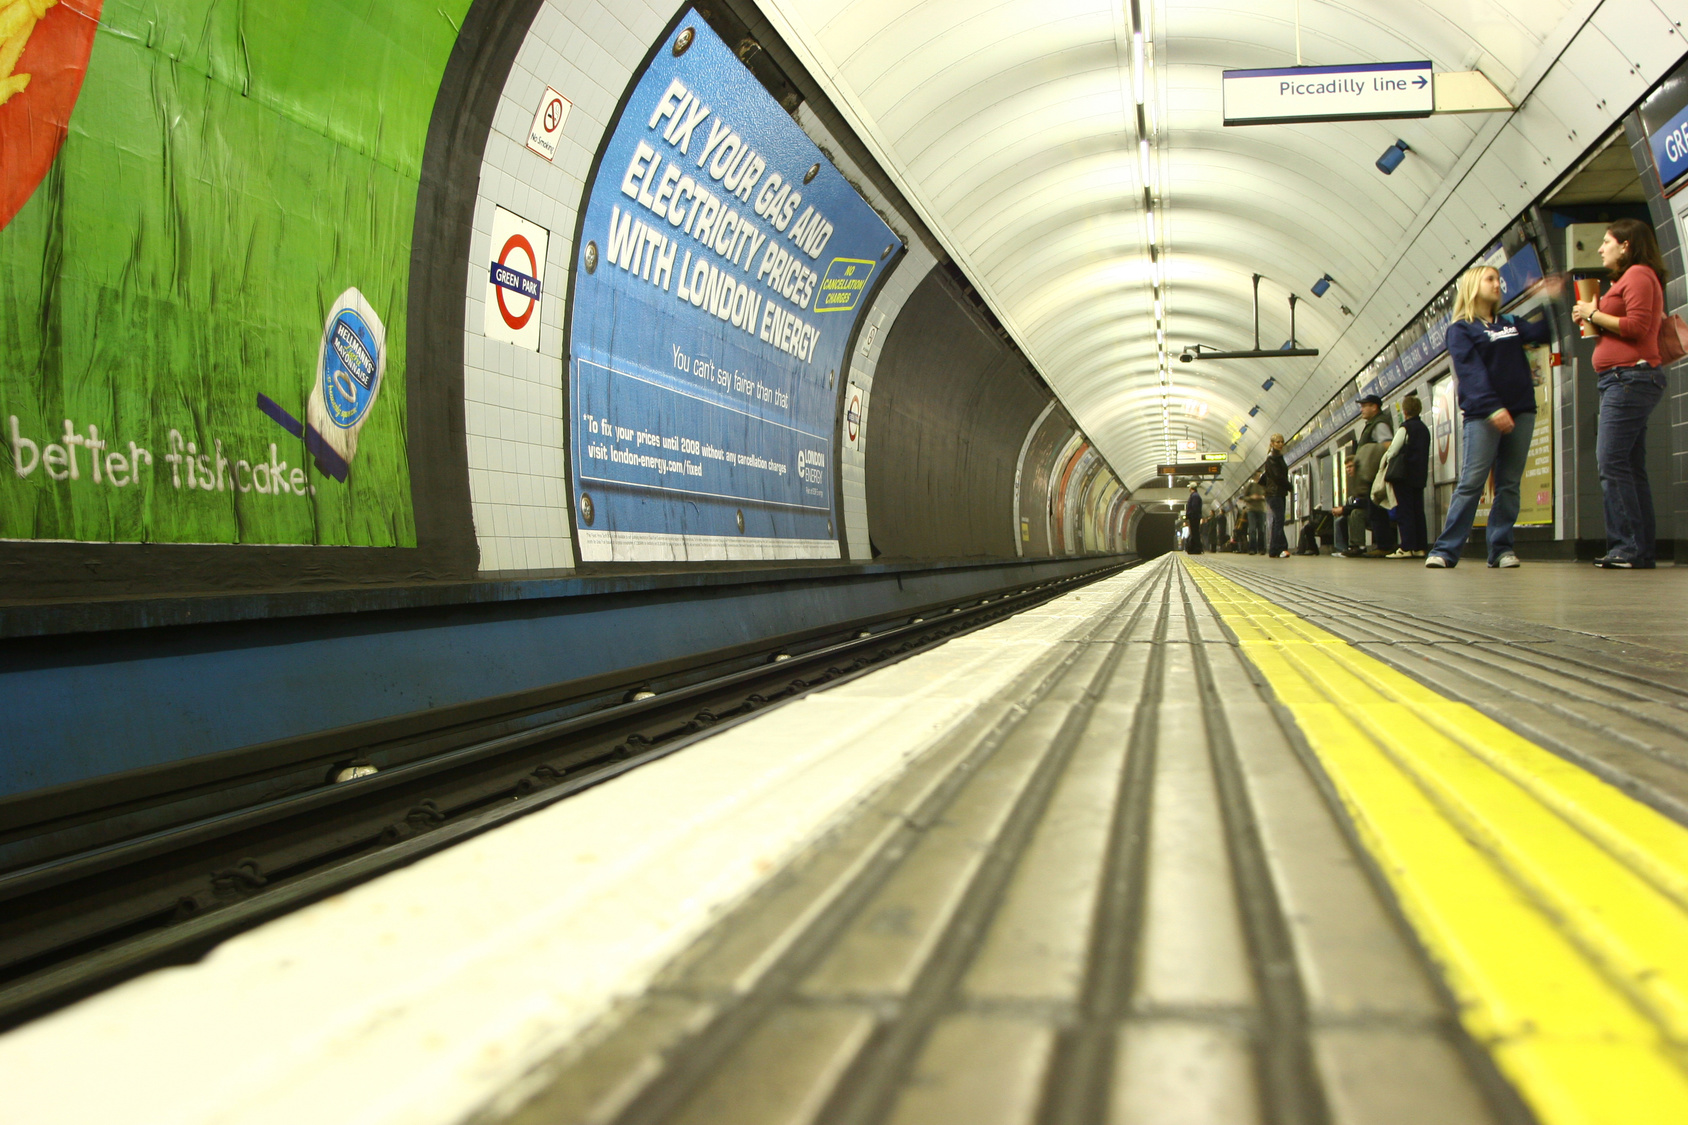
[461,0,673,573]
[1625,113,1687,548]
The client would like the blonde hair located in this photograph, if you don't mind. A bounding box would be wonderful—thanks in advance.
[1269,432,1284,444]
[1452,265,1499,323]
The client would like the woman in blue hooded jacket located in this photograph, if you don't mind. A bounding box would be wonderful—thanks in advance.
[1425,265,1555,569]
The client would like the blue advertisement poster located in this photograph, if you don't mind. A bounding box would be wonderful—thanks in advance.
[568,12,902,561]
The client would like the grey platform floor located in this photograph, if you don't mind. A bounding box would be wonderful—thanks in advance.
[471,552,1688,1125]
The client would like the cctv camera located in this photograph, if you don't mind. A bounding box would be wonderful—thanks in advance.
[1179,351,1194,363]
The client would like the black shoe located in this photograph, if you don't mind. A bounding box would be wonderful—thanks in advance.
[1594,555,1635,569]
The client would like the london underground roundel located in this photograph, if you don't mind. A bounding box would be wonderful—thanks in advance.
[0,0,103,233]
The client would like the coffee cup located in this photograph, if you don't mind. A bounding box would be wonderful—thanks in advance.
[1576,278,1600,337]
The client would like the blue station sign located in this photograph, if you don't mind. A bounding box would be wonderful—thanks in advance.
[1649,102,1688,192]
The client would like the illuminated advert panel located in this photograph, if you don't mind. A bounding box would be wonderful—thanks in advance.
[567,12,901,561]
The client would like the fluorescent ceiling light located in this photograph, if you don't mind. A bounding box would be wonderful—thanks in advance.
[1132,32,1145,104]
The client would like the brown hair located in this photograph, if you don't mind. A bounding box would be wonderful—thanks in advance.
[1607,218,1670,284]
[1402,393,1422,418]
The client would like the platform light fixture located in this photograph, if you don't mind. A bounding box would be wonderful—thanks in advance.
[1261,377,1275,391]
[1127,0,1172,464]
[1248,405,1260,416]
[1132,31,1145,103]
[1311,273,1333,297]
[1376,139,1411,175]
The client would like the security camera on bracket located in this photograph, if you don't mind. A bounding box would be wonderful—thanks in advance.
[1180,275,1319,360]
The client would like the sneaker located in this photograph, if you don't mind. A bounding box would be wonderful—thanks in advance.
[1385,549,1412,559]
[1595,555,1634,569]
[1424,555,1451,568]
[1277,551,1291,558]
[1411,551,1426,557]
[1491,552,1520,568]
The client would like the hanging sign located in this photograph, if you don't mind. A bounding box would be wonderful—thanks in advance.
[1223,61,1433,126]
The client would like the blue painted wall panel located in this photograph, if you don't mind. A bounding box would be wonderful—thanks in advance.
[0,558,1112,797]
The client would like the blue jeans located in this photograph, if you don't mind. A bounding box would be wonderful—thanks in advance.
[1597,366,1665,563]
[1246,509,1266,552]
[1267,496,1287,555]
[1429,411,1536,566]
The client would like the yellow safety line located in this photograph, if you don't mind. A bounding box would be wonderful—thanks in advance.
[1184,560,1688,1125]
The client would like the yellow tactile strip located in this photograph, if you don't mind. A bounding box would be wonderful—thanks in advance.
[1185,561,1688,1125]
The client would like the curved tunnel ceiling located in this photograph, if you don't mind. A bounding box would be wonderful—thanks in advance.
[755,0,1599,488]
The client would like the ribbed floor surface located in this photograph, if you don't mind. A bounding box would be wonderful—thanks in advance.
[479,557,1516,1125]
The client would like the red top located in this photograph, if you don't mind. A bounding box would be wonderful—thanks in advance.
[1592,264,1664,371]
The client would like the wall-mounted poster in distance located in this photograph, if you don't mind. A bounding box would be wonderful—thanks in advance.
[568,10,902,561]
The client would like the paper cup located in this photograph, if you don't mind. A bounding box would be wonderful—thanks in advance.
[1576,278,1600,337]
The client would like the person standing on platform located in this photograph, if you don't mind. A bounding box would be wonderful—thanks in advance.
[1354,394,1396,556]
[1425,265,1554,569]
[1572,218,1668,569]
[1261,433,1291,558]
[1242,475,1267,554]
[1184,483,1203,554]
[1384,393,1432,557]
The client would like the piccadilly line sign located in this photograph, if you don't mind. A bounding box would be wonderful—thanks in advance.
[1223,61,1433,126]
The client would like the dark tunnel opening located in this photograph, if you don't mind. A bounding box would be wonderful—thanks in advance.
[1135,512,1176,559]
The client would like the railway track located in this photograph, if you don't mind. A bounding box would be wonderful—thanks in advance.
[0,562,1130,1030]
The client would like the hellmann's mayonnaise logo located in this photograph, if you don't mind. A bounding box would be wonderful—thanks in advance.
[813,257,876,314]
[308,287,387,467]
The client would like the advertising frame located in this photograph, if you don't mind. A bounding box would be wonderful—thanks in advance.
[560,8,902,564]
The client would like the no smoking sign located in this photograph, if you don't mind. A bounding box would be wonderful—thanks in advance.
[526,86,571,161]
[484,206,549,351]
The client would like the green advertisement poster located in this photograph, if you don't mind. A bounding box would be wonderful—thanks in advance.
[0,0,470,545]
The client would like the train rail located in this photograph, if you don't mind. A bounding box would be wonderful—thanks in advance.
[0,561,1131,1030]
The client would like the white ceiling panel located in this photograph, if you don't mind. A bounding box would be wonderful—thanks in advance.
[1594,0,1683,81]
[754,0,1678,487]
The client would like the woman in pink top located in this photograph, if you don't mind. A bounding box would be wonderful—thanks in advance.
[1571,219,1668,569]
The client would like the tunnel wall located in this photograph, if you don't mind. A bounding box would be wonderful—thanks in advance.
[862,269,1061,558]
[1,0,1128,614]
[0,0,1130,802]
[1014,404,1076,557]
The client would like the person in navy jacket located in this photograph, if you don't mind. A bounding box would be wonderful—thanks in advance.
[1425,265,1556,569]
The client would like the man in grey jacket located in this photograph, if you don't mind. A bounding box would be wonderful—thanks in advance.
[1353,395,1398,556]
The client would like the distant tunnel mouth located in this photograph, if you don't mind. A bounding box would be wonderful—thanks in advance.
[1135,512,1175,558]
